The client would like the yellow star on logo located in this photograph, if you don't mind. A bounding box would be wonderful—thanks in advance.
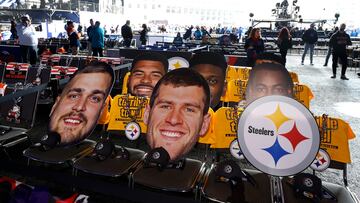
[265,104,291,131]
[172,61,182,69]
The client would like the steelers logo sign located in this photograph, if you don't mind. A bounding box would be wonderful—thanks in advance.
[237,96,320,176]
[229,139,244,160]
[168,57,189,71]
[125,122,141,140]
[310,149,331,172]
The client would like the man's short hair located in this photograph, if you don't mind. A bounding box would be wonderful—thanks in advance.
[65,61,115,94]
[256,52,285,66]
[149,68,210,115]
[189,52,227,75]
[131,52,169,73]
[248,62,294,91]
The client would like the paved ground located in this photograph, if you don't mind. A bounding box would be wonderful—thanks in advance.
[285,54,360,196]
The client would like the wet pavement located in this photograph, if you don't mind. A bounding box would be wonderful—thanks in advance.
[285,54,360,196]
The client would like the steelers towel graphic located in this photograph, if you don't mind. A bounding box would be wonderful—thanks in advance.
[238,96,319,176]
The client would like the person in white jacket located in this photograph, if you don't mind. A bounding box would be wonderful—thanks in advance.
[16,14,38,65]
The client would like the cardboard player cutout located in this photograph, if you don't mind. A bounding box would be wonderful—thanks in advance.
[48,62,114,146]
[144,68,211,161]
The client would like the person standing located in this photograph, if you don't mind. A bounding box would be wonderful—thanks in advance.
[183,25,193,40]
[329,23,352,80]
[324,27,339,66]
[66,21,80,55]
[244,28,264,67]
[139,24,148,46]
[194,26,202,40]
[16,15,38,65]
[86,19,94,56]
[301,23,318,65]
[277,27,292,65]
[91,21,104,57]
[10,20,18,40]
[121,20,133,47]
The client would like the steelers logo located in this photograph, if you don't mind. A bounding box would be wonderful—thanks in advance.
[41,135,48,141]
[237,96,320,176]
[224,165,233,174]
[152,151,160,160]
[96,143,104,150]
[168,57,189,71]
[303,178,314,188]
[229,139,244,160]
[125,122,141,140]
[310,149,331,172]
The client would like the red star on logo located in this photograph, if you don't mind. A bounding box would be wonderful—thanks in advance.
[319,157,327,164]
[279,122,309,151]
[133,128,138,134]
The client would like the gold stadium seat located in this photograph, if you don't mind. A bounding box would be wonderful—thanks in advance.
[107,94,148,133]
[293,83,314,109]
[121,72,131,94]
[221,79,247,103]
[210,107,243,149]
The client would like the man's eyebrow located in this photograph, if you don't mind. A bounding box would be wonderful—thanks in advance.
[67,88,83,94]
[184,103,202,110]
[67,88,106,97]
[91,89,107,97]
[132,69,144,72]
[155,99,173,105]
[150,70,164,74]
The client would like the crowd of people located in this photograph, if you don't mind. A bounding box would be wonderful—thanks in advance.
[3,13,359,80]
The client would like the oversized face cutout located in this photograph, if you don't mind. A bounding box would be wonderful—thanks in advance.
[144,84,210,161]
[49,71,113,146]
[246,69,293,104]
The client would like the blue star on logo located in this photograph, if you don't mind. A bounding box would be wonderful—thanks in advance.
[262,137,290,166]
[314,161,321,167]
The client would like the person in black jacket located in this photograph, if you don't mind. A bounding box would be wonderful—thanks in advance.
[277,27,292,65]
[245,28,265,67]
[329,23,352,80]
[86,19,94,56]
[301,23,318,65]
[139,23,148,46]
[324,27,338,66]
[121,20,133,47]
[183,25,193,40]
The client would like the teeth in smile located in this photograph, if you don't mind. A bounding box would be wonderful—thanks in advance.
[64,119,81,124]
[162,131,181,138]
[137,87,152,91]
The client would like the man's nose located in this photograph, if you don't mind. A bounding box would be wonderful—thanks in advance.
[165,108,183,126]
[72,97,87,112]
[140,74,152,84]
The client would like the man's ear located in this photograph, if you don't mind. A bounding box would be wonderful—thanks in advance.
[199,112,211,136]
[49,96,60,116]
[143,104,150,125]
